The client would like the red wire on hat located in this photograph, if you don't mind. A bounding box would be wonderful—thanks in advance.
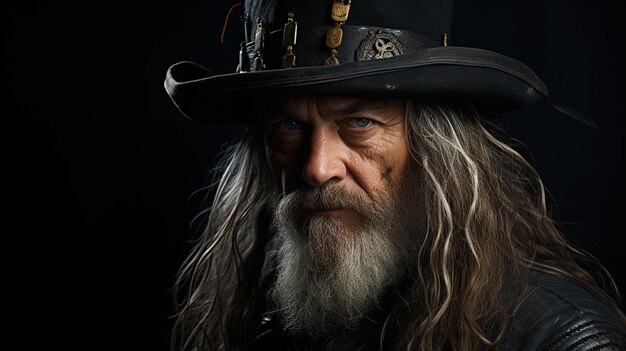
[221,2,243,43]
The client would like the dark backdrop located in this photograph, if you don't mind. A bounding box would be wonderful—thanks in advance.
[6,1,624,350]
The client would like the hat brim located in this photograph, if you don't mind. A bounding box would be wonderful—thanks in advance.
[164,46,548,122]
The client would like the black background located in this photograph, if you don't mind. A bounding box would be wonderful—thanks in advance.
[6,1,624,349]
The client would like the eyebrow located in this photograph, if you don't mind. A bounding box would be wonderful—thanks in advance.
[333,100,392,115]
[271,99,395,118]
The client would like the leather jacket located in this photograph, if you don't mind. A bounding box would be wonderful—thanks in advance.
[250,270,626,350]
[498,270,625,350]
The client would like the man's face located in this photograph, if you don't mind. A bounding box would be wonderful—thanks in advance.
[265,95,410,205]
[264,96,418,335]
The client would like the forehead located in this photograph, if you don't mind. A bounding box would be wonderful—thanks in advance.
[262,95,405,120]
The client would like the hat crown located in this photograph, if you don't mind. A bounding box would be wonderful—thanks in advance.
[164,0,548,123]
[245,0,454,43]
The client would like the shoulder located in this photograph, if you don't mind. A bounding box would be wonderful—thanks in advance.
[500,270,626,351]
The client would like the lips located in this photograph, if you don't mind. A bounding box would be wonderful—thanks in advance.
[307,207,347,212]
[305,208,358,221]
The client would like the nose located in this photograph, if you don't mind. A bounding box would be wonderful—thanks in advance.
[303,128,347,187]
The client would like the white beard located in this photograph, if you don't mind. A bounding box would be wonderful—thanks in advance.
[271,183,417,336]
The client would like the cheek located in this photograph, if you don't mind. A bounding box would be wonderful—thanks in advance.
[391,146,410,177]
[352,139,410,192]
[387,132,410,174]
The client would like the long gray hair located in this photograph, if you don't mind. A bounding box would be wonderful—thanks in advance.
[170,100,623,350]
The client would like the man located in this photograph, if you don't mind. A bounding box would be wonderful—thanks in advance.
[164,0,626,350]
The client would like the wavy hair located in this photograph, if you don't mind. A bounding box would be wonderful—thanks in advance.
[170,100,623,350]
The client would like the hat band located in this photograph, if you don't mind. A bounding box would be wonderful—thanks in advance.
[241,25,441,72]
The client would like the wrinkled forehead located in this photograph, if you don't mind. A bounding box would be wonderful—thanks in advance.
[260,95,406,120]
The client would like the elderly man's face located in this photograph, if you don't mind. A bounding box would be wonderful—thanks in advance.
[264,96,417,335]
[265,95,409,210]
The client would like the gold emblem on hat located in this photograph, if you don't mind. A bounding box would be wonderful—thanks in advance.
[326,24,343,49]
[281,13,298,68]
[324,0,352,66]
[331,0,351,22]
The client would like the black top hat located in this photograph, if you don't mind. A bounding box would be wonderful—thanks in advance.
[164,0,550,122]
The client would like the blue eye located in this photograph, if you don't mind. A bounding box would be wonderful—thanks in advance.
[353,118,373,128]
[277,120,303,130]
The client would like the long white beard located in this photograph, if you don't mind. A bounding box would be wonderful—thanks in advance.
[271,183,417,336]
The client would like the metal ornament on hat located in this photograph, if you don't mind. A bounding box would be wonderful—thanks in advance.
[236,11,251,73]
[356,30,406,61]
[281,13,298,68]
[252,18,267,71]
[237,41,249,73]
[324,0,351,66]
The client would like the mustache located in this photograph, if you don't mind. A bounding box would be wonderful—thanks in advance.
[274,184,384,220]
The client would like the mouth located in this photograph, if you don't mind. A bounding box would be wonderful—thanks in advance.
[306,208,357,220]
[308,207,347,213]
